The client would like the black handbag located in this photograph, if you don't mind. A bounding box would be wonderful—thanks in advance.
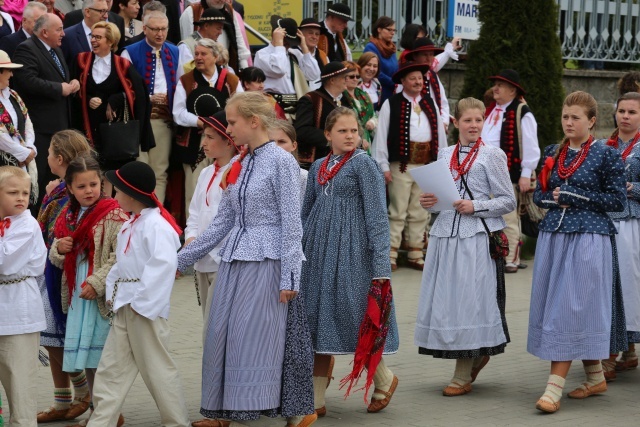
[460,174,510,260]
[99,97,140,162]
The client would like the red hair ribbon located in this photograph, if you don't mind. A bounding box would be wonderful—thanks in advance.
[538,156,555,192]
[221,146,248,190]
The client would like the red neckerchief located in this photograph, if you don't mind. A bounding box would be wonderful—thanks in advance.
[120,213,141,254]
[607,131,640,161]
[54,198,123,306]
[205,162,221,206]
[0,217,10,237]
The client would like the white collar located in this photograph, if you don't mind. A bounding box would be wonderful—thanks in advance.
[82,20,92,36]
[22,28,30,38]
[95,52,112,64]
[38,37,53,51]
[402,91,422,102]
[323,20,336,36]
[325,87,342,99]
[496,99,514,110]
[0,87,10,99]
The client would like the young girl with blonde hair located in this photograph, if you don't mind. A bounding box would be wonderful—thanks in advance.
[415,97,516,396]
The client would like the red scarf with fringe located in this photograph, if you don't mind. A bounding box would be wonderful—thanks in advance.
[54,198,124,306]
[340,278,393,401]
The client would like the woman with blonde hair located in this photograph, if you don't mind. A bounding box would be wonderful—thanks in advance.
[73,21,153,195]
[528,91,627,413]
[177,91,315,427]
[415,97,515,396]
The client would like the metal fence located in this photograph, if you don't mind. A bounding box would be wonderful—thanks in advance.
[302,0,640,63]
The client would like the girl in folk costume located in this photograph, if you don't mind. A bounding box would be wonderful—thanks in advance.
[528,91,627,413]
[356,52,382,111]
[49,154,128,427]
[414,98,516,396]
[268,119,308,202]
[599,91,640,381]
[36,130,94,424]
[301,107,399,416]
[177,91,315,427]
[184,110,238,336]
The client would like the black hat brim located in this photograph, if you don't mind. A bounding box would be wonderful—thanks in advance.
[105,169,156,208]
[392,63,431,84]
[270,15,301,46]
[488,75,526,95]
[186,86,224,117]
[326,10,354,21]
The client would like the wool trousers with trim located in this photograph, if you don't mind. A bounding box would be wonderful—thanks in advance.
[88,305,190,427]
[388,161,429,249]
[502,184,521,265]
[0,332,40,427]
[137,119,172,204]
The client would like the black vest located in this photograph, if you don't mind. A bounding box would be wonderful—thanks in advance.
[387,93,439,167]
[499,100,532,183]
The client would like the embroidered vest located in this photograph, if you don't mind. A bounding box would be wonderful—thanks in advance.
[125,40,179,111]
[496,99,531,183]
[318,25,348,62]
[387,92,439,172]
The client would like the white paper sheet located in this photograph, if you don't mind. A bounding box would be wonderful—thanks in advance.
[408,159,461,211]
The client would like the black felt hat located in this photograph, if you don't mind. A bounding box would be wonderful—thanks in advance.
[408,37,444,56]
[186,86,223,118]
[200,110,237,149]
[270,15,300,47]
[392,61,431,84]
[488,69,526,95]
[106,161,156,207]
[320,61,350,82]
[193,7,226,25]
[299,18,322,29]
[326,3,353,21]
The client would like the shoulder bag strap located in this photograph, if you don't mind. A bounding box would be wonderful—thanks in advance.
[460,173,491,235]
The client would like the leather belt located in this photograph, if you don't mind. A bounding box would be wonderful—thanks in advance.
[409,140,431,164]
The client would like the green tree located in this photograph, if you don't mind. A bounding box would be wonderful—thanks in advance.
[461,0,564,150]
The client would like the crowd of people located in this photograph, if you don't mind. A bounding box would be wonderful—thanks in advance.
[1,0,640,426]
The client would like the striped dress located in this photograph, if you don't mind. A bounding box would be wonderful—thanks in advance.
[527,142,627,360]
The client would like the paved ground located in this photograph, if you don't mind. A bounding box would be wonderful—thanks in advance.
[4,263,640,426]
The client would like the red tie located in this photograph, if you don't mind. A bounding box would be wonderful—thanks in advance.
[492,108,503,126]
[0,217,10,237]
[122,214,141,254]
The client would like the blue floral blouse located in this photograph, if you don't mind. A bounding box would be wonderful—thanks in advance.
[534,141,627,235]
[177,141,305,291]
[596,137,640,221]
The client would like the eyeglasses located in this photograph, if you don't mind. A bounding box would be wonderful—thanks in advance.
[345,75,359,80]
[384,27,397,33]
[89,34,104,41]
[145,26,169,34]
[88,7,109,15]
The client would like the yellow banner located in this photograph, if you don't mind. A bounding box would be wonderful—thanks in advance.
[244,0,303,44]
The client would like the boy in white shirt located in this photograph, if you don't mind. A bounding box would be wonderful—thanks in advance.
[88,161,190,427]
[0,166,47,427]
[184,111,238,336]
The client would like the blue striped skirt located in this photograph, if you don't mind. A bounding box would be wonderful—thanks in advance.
[614,219,640,342]
[528,232,622,360]
[200,259,313,421]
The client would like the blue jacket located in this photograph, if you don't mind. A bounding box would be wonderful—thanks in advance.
[534,141,627,235]
[598,137,640,220]
[60,22,90,66]
[362,42,398,105]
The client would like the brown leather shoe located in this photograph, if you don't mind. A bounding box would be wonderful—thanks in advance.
[470,356,490,383]
[567,380,607,399]
[315,406,326,417]
[535,398,560,413]
[285,413,318,427]
[367,375,398,413]
[117,414,125,427]
[616,356,638,371]
[442,382,472,396]
[38,406,70,423]
[191,420,230,427]
[65,394,91,421]
[505,265,518,273]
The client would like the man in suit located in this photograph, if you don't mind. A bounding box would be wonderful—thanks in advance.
[61,0,110,65]
[125,0,166,46]
[63,0,126,52]
[0,2,47,58]
[12,13,80,206]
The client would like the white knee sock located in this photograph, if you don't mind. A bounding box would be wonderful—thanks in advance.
[372,358,394,400]
[540,374,565,404]
[313,376,328,409]
[448,358,473,388]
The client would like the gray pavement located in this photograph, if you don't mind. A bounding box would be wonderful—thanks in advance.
[4,264,640,426]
